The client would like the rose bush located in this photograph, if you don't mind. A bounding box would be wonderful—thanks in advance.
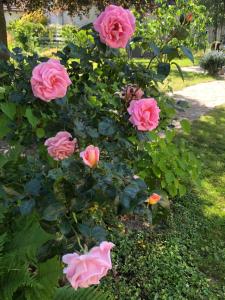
[0,3,200,299]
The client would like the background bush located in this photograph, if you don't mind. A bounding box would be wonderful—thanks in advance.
[200,51,225,75]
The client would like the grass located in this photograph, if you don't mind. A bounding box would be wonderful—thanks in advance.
[162,69,215,91]
[102,107,225,299]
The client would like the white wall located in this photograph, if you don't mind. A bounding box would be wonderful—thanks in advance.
[4,6,98,28]
[47,6,99,27]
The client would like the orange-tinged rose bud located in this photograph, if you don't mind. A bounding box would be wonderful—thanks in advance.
[186,13,193,23]
[145,193,161,205]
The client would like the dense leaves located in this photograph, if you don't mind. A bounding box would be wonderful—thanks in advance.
[0,6,201,298]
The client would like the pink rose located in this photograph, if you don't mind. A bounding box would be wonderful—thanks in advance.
[62,241,115,289]
[31,59,72,102]
[44,131,77,160]
[121,85,144,102]
[80,145,100,168]
[127,98,160,131]
[93,5,135,48]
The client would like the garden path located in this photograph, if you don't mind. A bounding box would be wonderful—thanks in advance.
[181,66,204,73]
[173,80,225,121]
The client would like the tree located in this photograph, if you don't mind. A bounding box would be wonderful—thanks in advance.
[200,0,225,40]
[0,0,156,53]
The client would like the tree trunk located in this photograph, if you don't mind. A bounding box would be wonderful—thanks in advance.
[0,2,8,59]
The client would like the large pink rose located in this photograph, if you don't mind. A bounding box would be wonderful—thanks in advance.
[31,59,72,102]
[80,145,100,168]
[44,131,77,160]
[62,241,115,289]
[93,5,135,48]
[127,98,160,131]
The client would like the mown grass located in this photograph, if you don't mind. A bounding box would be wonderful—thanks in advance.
[102,107,225,299]
[162,69,215,91]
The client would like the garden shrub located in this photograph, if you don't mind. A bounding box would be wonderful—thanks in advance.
[0,2,203,298]
[8,19,46,52]
[200,51,225,75]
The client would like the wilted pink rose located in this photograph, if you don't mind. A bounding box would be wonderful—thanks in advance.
[44,131,77,160]
[31,59,72,102]
[127,98,160,131]
[93,5,135,48]
[121,85,144,102]
[62,241,115,289]
[80,145,100,168]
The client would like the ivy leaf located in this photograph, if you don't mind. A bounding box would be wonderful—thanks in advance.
[0,103,16,120]
[180,46,194,63]
[25,108,39,128]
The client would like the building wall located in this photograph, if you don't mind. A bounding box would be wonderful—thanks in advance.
[4,6,98,28]
[48,7,99,27]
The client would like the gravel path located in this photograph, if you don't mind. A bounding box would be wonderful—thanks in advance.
[173,80,225,120]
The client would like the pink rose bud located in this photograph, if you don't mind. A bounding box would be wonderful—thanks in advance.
[80,145,100,168]
[62,241,115,289]
[93,5,135,48]
[31,59,72,102]
[127,98,160,131]
[44,131,77,161]
[121,85,144,102]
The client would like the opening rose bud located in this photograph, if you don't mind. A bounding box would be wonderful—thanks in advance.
[121,85,144,102]
[145,193,161,205]
[44,131,77,161]
[62,241,115,289]
[80,145,100,168]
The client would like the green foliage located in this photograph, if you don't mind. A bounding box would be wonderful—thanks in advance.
[200,51,225,75]
[0,7,202,298]
[55,286,111,300]
[0,205,61,300]
[135,0,208,52]
[8,19,46,52]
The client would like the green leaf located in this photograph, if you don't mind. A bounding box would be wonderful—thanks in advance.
[42,203,65,221]
[25,108,39,128]
[36,128,45,138]
[171,62,184,81]
[149,42,160,56]
[180,119,191,134]
[0,102,16,120]
[25,178,41,196]
[180,46,194,63]
[157,62,171,79]
[54,286,111,300]
[98,119,116,136]
[0,114,11,138]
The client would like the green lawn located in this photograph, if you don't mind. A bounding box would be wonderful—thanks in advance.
[102,107,225,299]
[163,69,215,91]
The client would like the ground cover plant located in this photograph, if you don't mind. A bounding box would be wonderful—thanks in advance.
[100,107,225,299]
[0,1,210,299]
